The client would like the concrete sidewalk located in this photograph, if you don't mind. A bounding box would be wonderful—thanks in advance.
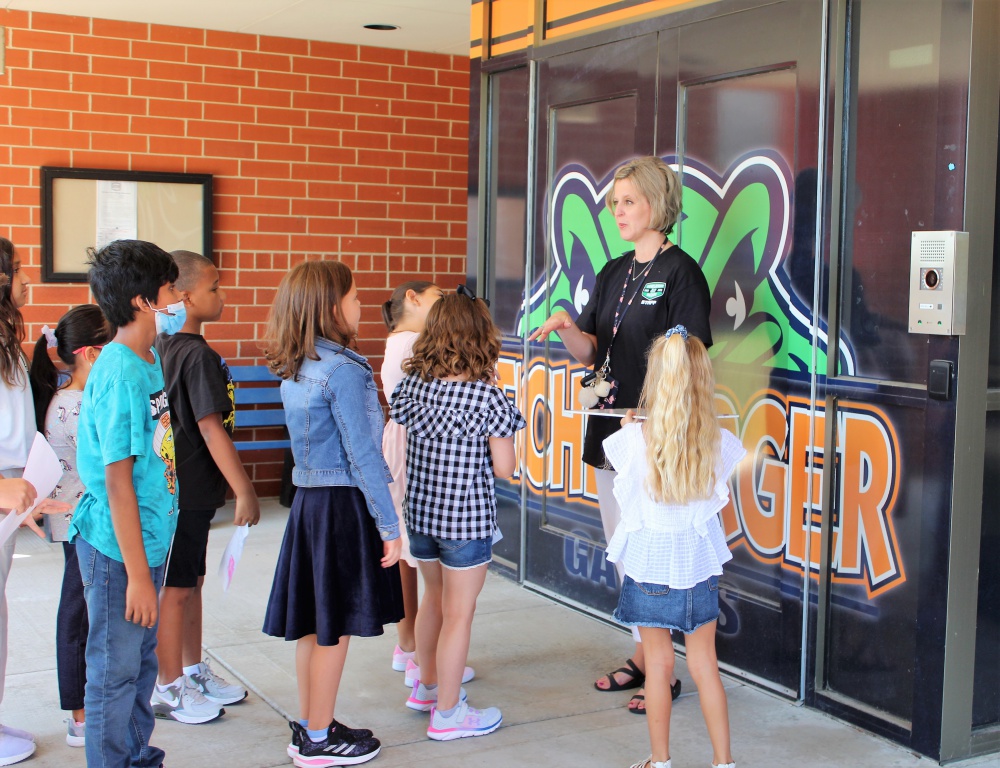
[5,499,998,767]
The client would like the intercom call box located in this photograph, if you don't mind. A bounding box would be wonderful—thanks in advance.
[908,230,968,335]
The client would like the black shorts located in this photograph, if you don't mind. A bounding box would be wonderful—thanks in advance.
[163,508,217,588]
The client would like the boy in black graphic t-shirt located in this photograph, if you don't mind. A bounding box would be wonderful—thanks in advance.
[152,250,259,724]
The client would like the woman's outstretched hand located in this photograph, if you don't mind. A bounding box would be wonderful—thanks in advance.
[527,310,574,343]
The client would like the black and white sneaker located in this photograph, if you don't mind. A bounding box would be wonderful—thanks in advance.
[288,720,374,760]
[292,723,381,767]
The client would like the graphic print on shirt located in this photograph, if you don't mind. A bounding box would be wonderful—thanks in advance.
[150,388,177,496]
[220,356,236,433]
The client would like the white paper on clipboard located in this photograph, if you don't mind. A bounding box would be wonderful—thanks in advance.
[0,433,63,547]
[218,524,249,593]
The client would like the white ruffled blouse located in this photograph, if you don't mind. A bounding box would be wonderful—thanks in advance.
[603,423,746,589]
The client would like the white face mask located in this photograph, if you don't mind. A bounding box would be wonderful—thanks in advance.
[148,300,187,335]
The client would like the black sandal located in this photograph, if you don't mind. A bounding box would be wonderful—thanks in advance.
[628,680,682,716]
[593,658,645,692]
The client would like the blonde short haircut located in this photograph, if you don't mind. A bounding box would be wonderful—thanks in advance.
[605,156,683,235]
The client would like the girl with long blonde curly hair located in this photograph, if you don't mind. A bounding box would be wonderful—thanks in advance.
[603,326,746,768]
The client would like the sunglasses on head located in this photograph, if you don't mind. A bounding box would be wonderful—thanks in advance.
[457,284,490,307]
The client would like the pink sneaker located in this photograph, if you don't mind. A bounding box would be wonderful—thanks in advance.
[403,658,475,687]
[427,700,502,741]
[391,645,415,672]
[405,680,467,712]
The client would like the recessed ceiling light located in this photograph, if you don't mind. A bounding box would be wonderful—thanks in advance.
[364,24,399,31]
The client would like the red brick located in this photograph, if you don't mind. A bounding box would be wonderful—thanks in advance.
[186,157,240,176]
[390,134,434,152]
[308,217,355,235]
[241,196,289,215]
[206,66,254,87]
[92,54,147,77]
[72,112,125,133]
[241,51,291,72]
[257,180,307,199]
[240,160,291,180]
[359,80,405,100]
[132,78,185,99]
[357,114,403,133]
[150,136,202,156]
[407,50,452,70]
[309,76,357,96]
[205,103,255,123]
[344,61,390,82]
[240,88,291,108]
[256,106,309,127]
[342,131,388,150]
[190,120,239,140]
[289,198,335,216]
[258,71,308,92]
[131,116,186,136]
[258,143,307,162]
[186,83,240,104]
[71,150,130,168]
[202,139,255,159]
[291,127,342,147]
[10,108,69,128]
[0,205,31,225]
[438,69,469,89]
[149,98,201,119]
[258,215,306,234]
[438,103,468,122]
[31,90,88,111]
[388,168,434,187]
[92,94,147,115]
[0,86,31,108]
[151,24,205,46]
[92,18,149,40]
[72,35,130,56]
[310,40,358,61]
[31,50,89,73]
[354,148,403,168]
[31,128,89,149]
[406,83,451,104]
[71,74,129,95]
[260,36,308,55]
[341,96,389,115]
[306,111,355,130]
[290,234,341,253]
[149,61,204,83]
[132,153,191,173]
[292,92,341,112]
[358,184,403,202]
[306,181,353,200]
[358,219,402,237]
[390,65,436,86]
[340,166,389,184]
[91,132,147,152]
[305,146,355,165]
[359,45,406,65]
[206,29,257,51]
[31,12,90,34]
[188,46,240,67]
[240,124,289,144]
[13,29,72,52]
[390,99,435,119]
[291,56,341,76]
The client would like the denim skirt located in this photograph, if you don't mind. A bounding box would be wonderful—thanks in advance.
[613,574,720,634]
[263,485,404,646]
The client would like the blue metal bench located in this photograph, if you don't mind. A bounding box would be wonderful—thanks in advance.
[230,365,290,452]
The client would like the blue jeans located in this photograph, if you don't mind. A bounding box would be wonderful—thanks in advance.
[614,574,721,634]
[77,537,165,768]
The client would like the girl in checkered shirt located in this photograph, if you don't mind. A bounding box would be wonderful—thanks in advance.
[603,326,745,768]
[389,288,525,742]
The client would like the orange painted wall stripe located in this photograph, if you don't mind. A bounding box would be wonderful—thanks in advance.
[546,0,714,39]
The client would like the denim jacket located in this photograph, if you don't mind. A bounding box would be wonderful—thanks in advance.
[281,339,399,541]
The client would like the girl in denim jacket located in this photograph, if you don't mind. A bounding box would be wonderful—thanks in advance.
[262,260,403,768]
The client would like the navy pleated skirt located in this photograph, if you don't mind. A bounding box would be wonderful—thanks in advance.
[263,485,404,646]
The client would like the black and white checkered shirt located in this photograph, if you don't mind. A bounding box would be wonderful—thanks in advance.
[389,375,526,540]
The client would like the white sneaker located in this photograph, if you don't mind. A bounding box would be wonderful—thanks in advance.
[64,718,85,748]
[151,676,224,724]
[0,732,35,765]
[426,700,502,741]
[391,644,415,672]
[403,658,475,687]
[630,759,671,768]
[187,657,248,705]
[405,680,467,712]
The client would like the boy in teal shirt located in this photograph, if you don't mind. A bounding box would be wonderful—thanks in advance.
[70,240,182,768]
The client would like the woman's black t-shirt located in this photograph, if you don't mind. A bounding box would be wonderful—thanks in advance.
[575,244,712,468]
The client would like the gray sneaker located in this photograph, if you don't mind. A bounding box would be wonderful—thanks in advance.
[187,658,248,706]
[64,718,85,748]
[151,678,223,724]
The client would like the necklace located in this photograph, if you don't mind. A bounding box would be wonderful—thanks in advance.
[629,257,656,283]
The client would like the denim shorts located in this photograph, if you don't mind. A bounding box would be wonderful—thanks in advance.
[407,530,492,570]
[613,574,720,634]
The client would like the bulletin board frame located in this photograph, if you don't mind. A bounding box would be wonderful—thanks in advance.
[40,167,213,283]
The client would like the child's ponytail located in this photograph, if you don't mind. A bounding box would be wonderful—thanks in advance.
[382,281,437,332]
[29,305,111,432]
[639,328,719,504]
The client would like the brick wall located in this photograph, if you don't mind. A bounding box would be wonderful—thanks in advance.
[0,10,470,497]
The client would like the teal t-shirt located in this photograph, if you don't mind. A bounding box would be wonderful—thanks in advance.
[69,342,179,566]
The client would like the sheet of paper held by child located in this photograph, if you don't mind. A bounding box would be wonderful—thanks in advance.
[0,432,63,547]
[218,524,249,593]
